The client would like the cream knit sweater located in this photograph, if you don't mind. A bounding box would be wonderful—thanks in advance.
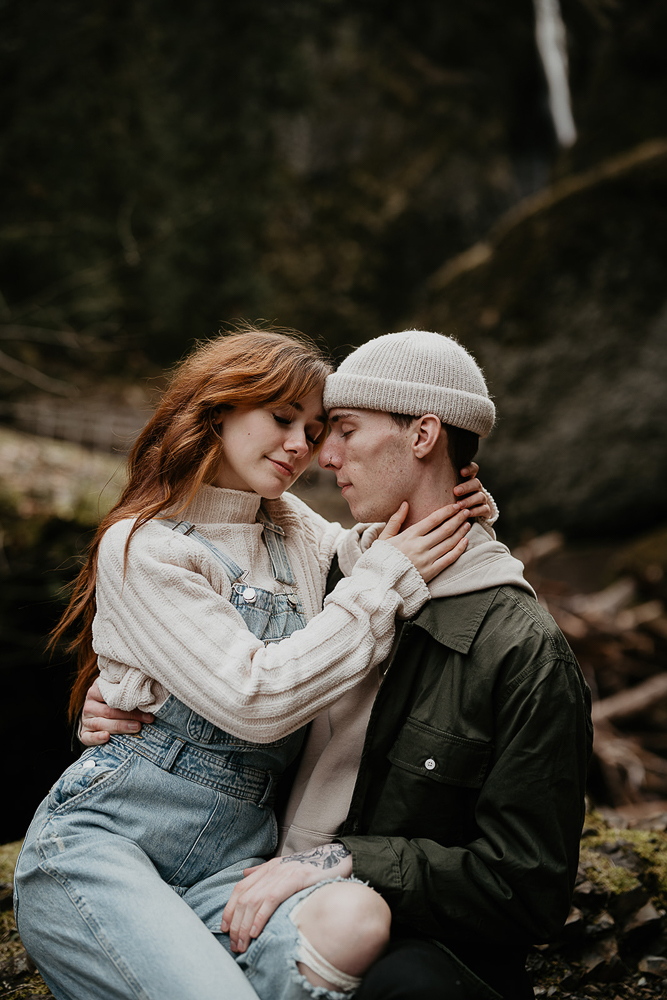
[93,485,429,743]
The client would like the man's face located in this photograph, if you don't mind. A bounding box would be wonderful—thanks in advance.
[318,408,416,522]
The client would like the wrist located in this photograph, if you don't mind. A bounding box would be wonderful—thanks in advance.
[283,842,353,880]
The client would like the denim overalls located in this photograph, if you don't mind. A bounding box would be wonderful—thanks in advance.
[14,510,313,1000]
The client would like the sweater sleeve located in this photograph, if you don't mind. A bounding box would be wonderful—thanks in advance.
[94,521,429,743]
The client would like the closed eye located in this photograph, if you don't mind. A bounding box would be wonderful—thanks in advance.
[275,413,319,447]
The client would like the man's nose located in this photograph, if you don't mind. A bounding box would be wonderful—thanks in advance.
[318,442,338,469]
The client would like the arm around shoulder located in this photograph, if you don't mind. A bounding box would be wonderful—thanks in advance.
[94,521,429,743]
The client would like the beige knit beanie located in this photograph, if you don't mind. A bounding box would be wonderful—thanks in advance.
[323,329,495,437]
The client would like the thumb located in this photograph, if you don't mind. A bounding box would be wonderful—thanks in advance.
[378,501,409,540]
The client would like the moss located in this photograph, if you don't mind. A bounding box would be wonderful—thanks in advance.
[579,845,642,895]
[581,812,667,905]
[0,840,21,885]
[0,841,52,998]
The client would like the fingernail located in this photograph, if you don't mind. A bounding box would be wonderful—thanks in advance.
[127,722,140,732]
[250,925,258,937]
[221,920,228,932]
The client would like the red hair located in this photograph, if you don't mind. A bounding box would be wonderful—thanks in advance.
[59,325,332,722]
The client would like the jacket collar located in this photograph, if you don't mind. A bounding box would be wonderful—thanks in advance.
[413,587,501,654]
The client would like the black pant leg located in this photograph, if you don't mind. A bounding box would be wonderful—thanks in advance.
[355,939,472,1000]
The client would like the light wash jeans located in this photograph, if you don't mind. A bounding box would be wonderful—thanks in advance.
[15,797,350,1000]
[15,792,261,1000]
[14,515,350,1000]
[186,861,359,1000]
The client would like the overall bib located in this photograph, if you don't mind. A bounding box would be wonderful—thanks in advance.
[14,510,310,1000]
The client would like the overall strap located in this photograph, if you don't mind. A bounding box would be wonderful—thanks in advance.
[161,519,245,585]
[256,505,295,586]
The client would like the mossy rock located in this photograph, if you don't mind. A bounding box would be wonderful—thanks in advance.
[579,813,667,909]
[0,841,21,886]
[0,841,53,998]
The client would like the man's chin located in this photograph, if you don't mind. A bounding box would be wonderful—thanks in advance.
[343,497,388,524]
[342,496,366,521]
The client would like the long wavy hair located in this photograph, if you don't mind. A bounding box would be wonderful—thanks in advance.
[59,324,332,722]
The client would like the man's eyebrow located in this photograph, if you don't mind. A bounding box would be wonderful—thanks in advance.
[328,411,358,424]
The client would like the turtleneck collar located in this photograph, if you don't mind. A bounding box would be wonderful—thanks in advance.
[182,484,263,525]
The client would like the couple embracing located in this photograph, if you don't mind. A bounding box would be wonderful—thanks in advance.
[15,326,592,1000]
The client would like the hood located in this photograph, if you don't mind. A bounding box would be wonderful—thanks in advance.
[338,520,535,600]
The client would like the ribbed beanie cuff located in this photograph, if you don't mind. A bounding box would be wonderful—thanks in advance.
[324,330,495,437]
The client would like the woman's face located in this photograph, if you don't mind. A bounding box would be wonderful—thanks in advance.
[212,386,326,498]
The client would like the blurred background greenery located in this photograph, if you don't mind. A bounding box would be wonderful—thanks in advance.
[1,0,667,839]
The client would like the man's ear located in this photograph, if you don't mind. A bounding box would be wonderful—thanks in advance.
[411,414,442,459]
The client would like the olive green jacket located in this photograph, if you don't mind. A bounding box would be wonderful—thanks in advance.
[338,584,592,993]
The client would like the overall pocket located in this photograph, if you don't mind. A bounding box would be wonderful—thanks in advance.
[47,745,131,813]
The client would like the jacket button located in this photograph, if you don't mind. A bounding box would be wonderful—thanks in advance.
[424,758,436,771]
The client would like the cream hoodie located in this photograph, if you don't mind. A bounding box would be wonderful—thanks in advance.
[279,521,535,854]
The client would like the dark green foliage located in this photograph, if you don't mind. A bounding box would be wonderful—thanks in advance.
[0,0,319,370]
[0,0,562,376]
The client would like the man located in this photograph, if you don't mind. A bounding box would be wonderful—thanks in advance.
[83,330,592,999]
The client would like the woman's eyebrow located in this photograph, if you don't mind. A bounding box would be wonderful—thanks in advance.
[290,400,327,424]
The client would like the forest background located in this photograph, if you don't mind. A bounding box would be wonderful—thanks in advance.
[1,0,666,843]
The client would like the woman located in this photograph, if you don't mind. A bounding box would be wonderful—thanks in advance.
[15,326,488,1000]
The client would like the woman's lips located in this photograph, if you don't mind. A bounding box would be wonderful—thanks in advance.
[268,458,294,476]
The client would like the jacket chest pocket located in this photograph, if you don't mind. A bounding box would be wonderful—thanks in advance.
[387,717,492,788]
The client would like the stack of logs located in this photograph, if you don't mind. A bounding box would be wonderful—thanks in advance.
[515,532,667,816]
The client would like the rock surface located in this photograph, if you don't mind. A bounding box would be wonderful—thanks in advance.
[416,145,667,540]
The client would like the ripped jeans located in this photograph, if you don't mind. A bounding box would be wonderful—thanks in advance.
[186,862,365,1000]
[14,757,358,1000]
